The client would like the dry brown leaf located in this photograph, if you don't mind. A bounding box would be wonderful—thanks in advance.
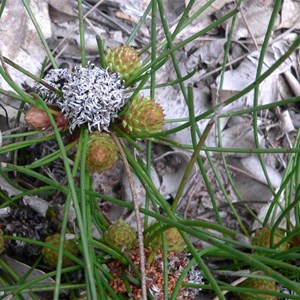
[186,0,232,16]
[0,174,22,197]
[152,85,215,147]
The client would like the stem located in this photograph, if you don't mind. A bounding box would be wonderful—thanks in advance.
[172,117,216,210]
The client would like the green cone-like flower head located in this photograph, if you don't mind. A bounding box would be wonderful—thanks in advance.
[252,227,289,254]
[42,234,78,268]
[86,133,118,173]
[122,96,164,134]
[151,227,186,253]
[105,46,142,83]
[103,219,136,251]
[239,276,277,300]
[164,228,186,252]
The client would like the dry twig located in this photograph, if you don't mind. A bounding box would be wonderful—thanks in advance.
[111,133,147,300]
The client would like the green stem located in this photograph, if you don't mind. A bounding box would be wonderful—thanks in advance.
[252,0,282,196]
[172,117,215,210]
[35,95,97,300]
[77,0,86,66]
[96,35,105,68]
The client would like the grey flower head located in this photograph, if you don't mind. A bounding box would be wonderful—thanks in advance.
[36,63,129,132]
[35,69,68,104]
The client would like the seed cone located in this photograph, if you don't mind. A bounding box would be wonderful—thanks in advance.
[150,227,186,253]
[86,133,118,173]
[252,227,289,253]
[239,276,277,300]
[25,107,51,130]
[25,107,68,130]
[42,233,78,268]
[122,96,164,134]
[102,219,136,251]
[105,46,142,83]
[54,112,68,129]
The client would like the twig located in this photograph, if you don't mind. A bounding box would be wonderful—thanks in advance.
[199,53,249,80]
[0,49,12,81]
[0,102,9,126]
[271,19,300,45]
[111,133,147,300]
[239,6,259,50]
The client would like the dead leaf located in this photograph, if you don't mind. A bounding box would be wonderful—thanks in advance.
[2,255,55,284]
[280,0,300,29]
[48,0,76,18]
[0,174,22,197]
[221,119,263,157]
[23,195,49,217]
[240,156,282,189]
[214,44,296,112]
[153,86,215,147]
[157,150,198,197]
[232,5,279,40]
[1,255,56,300]
[122,159,160,226]
[0,0,52,90]
[252,197,289,231]
[186,0,232,16]
[0,207,11,218]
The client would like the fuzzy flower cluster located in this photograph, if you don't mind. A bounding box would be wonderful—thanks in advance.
[36,68,69,104]
[35,63,129,132]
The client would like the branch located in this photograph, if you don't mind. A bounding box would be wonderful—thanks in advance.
[111,133,147,300]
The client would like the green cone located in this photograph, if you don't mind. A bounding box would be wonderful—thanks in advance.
[105,46,142,83]
[42,234,78,268]
[252,227,289,253]
[86,133,118,173]
[102,219,136,251]
[122,96,164,134]
[239,276,277,300]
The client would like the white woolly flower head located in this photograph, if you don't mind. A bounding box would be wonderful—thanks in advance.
[35,63,129,132]
[35,68,68,104]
